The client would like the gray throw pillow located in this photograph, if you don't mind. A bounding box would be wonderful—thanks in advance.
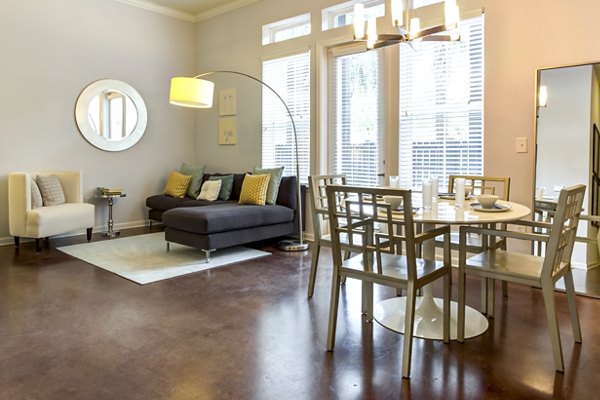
[36,175,65,206]
[209,174,234,200]
[253,167,284,205]
[180,163,205,198]
[31,179,44,209]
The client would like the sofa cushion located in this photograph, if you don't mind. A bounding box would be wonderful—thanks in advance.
[179,163,205,198]
[239,174,270,205]
[198,180,221,201]
[36,175,65,206]
[146,194,235,211]
[208,174,234,200]
[163,170,192,198]
[253,166,284,205]
[163,204,294,234]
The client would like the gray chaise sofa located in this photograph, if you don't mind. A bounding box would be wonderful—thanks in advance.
[146,173,304,260]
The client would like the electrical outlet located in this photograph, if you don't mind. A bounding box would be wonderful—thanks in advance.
[516,137,527,153]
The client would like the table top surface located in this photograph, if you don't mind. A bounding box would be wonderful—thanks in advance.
[413,199,531,225]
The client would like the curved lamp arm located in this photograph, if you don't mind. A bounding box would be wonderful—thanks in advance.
[169,71,307,251]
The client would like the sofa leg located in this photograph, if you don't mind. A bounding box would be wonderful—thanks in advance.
[35,239,42,253]
[87,227,93,242]
[149,220,153,229]
[14,237,20,248]
[203,249,215,263]
[44,237,50,249]
[166,242,170,252]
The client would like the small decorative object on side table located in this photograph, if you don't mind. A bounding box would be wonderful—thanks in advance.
[96,187,126,238]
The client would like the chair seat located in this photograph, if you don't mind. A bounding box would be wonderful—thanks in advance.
[341,253,446,284]
[26,203,95,238]
[465,250,548,285]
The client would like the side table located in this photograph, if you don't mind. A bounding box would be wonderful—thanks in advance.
[96,188,126,238]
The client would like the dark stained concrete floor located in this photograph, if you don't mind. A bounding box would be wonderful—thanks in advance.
[1,228,599,399]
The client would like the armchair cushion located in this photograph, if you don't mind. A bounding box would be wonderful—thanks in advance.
[36,175,65,206]
[30,180,43,209]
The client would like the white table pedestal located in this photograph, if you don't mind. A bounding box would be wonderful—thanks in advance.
[373,296,489,340]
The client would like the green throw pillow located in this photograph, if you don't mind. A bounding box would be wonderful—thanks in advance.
[209,174,234,200]
[253,167,284,205]
[180,163,205,198]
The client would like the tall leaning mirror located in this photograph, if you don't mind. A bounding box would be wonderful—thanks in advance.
[75,79,147,151]
[534,62,600,269]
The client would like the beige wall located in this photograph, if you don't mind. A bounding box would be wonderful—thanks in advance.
[193,0,600,209]
[0,0,197,244]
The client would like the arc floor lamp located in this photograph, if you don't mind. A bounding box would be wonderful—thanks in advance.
[169,71,309,252]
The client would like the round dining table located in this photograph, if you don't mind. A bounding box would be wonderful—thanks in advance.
[373,197,531,340]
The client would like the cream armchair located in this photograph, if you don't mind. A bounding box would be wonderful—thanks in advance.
[9,171,95,252]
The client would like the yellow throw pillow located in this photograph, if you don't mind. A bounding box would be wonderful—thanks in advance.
[163,170,192,198]
[238,174,270,205]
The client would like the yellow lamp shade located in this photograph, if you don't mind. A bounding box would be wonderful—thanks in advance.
[169,77,215,108]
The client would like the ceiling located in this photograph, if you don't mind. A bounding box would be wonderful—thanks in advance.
[118,0,261,21]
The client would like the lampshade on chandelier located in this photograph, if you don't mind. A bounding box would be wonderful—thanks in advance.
[354,0,460,49]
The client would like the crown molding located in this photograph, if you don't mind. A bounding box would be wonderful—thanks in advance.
[114,0,197,22]
[195,0,260,21]
[115,0,261,23]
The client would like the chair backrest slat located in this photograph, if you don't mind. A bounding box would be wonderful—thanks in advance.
[448,175,511,200]
[326,185,418,276]
[542,184,586,280]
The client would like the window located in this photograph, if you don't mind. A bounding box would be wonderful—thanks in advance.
[262,14,311,45]
[399,16,484,189]
[330,47,384,186]
[322,0,385,31]
[262,50,311,183]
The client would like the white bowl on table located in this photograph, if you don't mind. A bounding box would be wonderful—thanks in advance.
[383,195,403,210]
[477,194,499,209]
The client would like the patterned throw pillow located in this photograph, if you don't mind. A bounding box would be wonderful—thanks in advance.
[30,179,44,209]
[163,170,193,198]
[36,175,65,206]
[197,179,222,201]
[180,163,205,198]
[252,166,284,205]
[208,174,234,200]
[238,174,270,205]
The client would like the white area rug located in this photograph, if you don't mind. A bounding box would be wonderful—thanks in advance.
[57,232,270,285]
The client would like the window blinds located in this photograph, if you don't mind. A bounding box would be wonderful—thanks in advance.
[262,50,311,183]
[399,16,484,189]
[331,48,384,187]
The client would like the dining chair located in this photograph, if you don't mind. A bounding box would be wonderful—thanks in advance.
[445,174,512,301]
[325,185,452,378]
[457,184,586,372]
[307,174,348,298]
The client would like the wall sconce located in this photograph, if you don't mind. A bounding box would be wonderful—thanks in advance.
[538,85,548,107]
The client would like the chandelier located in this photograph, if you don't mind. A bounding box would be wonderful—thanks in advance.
[353,0,460,49]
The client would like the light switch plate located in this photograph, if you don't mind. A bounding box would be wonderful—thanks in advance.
[516,137,527,153]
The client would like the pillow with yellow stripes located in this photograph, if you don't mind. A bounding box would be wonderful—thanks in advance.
[163,170,192,198]
[238,174,270,205]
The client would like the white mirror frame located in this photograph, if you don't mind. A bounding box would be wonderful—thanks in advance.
[75,79,148,151]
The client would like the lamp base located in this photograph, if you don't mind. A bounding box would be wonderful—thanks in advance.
[278,239,309,252]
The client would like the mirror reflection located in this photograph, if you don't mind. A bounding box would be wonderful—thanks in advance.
[88,90,139,141]
[75,79,147,152]
[535,62,600,269]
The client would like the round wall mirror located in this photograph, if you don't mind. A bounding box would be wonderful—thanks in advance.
[75,79,147,151]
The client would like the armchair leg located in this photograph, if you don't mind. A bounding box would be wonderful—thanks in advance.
[86,227,93,242]
[14,236,20,248]
[35,239,42,253]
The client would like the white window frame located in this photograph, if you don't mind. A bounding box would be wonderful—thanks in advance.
[261,49,311,184]
[321,0,385,31]
[398,15,485,189]
[328,44,386,187]
[262,13,311,46]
